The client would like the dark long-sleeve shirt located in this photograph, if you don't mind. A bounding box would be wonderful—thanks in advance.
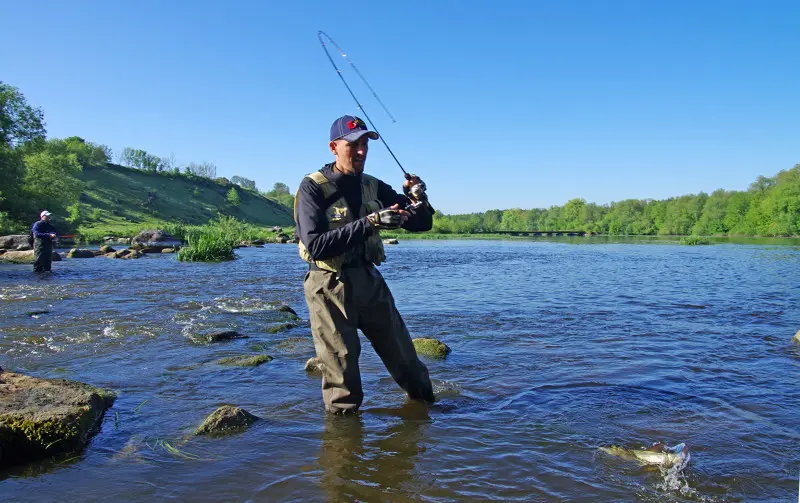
[295,163,433,261]
[32,220,57,244]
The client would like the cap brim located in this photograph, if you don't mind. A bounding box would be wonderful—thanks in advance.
[339,130,379,142]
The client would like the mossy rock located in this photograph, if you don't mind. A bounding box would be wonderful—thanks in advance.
[412,338,451,359]
[67,248,96,258]
[22,335,48,345]
[793,330,800,345]
[267,323,297,334]
[0,371,116,468]
[0,250,35,264]
[274,304,298,317]
[202,330,248,343]
[99,245,115,253]
[161,248,177,253]
[215,354,272,367]
[195,405,258,436]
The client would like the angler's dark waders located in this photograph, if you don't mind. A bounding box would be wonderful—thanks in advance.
[303,264,434,414]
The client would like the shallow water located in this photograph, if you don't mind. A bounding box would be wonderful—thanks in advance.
[1,239,799,502]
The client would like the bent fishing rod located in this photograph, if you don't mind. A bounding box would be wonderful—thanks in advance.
[317,30,430,211]
[317,31,416,180]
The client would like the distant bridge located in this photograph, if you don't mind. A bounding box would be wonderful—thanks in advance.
[475,230,588,237]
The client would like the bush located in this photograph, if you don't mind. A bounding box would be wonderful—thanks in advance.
[679,235,712,245]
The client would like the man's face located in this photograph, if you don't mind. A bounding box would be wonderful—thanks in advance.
[43,215,51,222]
[330,136,369,175]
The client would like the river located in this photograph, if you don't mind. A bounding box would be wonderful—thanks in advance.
[1,239,799,502]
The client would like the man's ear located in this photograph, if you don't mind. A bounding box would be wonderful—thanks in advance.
[329,140,338,156]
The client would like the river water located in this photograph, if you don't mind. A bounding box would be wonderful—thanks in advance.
[1,239,799,502]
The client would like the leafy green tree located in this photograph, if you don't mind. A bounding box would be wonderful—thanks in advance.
[120,147,164,171]
[22,150,83,216]
[263,182,293,209]
[0,82,46,147]
[231,176,257,191]
[227,186,240,207]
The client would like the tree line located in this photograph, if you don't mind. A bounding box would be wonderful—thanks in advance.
[430,166,800,237]
[3,80,796,237]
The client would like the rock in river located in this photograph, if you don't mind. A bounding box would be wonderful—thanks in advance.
[215,355,273,367]
[130,229,182,251]
[412,338,452,359]
[793,330,800,344]
[195,405,259,436]
[67,248,96,259]
[0,250,60,264]
[203,330,248,343]
[0,371,116,468]
[0,234,33,251]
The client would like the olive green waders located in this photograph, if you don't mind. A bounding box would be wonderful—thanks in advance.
[303,264,434,414]
[33,238,53,273]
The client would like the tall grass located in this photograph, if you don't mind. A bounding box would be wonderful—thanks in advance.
[177,215,243,262]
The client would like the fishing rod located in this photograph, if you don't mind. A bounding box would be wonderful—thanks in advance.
[317,30,430,210]
[317,30,407,175]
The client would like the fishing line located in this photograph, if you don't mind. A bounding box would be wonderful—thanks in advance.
[317,30,409,178]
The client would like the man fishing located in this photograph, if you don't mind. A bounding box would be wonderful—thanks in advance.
[294,115,435,414]
[31,210,57,273]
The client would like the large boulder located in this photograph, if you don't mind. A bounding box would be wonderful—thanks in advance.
[0,250,60,264]
[0,235,32,251]
[0,371,116,468]
[195,405,258,436]
[130,230,181,251]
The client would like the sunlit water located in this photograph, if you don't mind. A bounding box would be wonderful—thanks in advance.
[1,239,799,502]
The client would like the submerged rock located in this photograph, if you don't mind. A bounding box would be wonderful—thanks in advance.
[267,323,297,334]
[304,357,325,375]
[195,405,258,436]
[215,354,273,367]
[274,304,298,317]
[0,371,116,468]
[203,330,248,343]
[67,248,95,259]
[412,338,451,359]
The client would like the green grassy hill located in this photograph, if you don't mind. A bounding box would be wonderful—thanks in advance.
[73,164,294,239]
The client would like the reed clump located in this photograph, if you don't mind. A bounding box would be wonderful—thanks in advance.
[177,215,243,262]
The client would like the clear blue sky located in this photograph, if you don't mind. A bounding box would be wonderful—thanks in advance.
[2,0,798,214]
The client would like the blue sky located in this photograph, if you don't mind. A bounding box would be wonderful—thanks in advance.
[2,0,798,214]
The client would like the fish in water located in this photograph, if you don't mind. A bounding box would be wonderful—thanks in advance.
[599,442,688,467]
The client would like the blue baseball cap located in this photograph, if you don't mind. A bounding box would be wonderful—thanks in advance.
[330,115,380,143]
